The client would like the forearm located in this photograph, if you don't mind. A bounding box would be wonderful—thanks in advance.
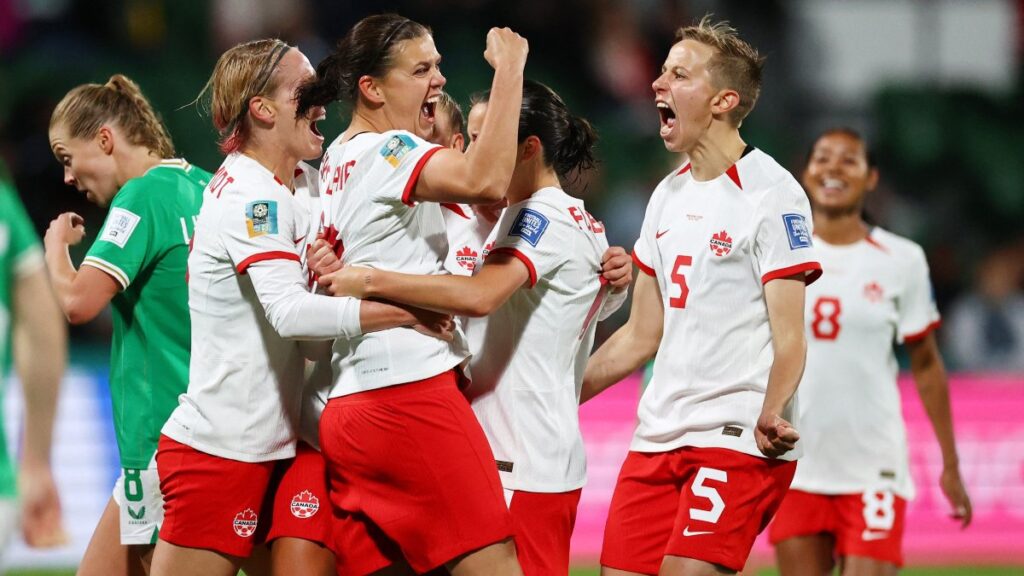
[582,322,657,403]
[358,300,418,333]
[761,335,806,416]
[42,243,78,318]
[463,66,523,199]
[249,261,363,340]
[365,269,501,317]
[913,357,960,467]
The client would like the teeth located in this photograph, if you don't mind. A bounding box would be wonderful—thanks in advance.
[656,102,669,109]
[823,178,845,189]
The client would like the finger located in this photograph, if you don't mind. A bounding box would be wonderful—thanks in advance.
[70,212,85,227]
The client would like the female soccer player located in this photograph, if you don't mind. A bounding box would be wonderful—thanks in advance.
[149,39,449,576]
[581,16,821,576]
[322,80,630,576]
[296,13,529,576]
[769,128,973,576]
[44,75,209,576]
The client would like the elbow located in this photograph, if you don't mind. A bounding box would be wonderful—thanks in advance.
[64,298,101,325]
[462,297,497,318]
[476,183,505,203]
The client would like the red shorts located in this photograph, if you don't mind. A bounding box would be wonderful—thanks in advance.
[509,489,582,576]
[320,370,513,574]
[156,435,276,557]
[264,442,332,546]
[601,447,796,573]
[769,489,906,566]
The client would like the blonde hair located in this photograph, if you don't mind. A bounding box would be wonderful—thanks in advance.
[676,15,765,126]
[50,74,175,158]
[199,38,291,154]
[436,92,464,135]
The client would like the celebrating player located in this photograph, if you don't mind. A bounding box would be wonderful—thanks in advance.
[149,39,449,576]
[769,128,973,576]
[0,171,67,562]
[44,75,209,576]
[321,79,630,576]
[581,16,821,576]
[296,14,528,575]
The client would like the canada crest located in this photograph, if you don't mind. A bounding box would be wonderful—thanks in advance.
[233,508,258,538]
[290,490,320,519]
[709,230,733,256]
[864,281,884,303]
[456,246,479,271]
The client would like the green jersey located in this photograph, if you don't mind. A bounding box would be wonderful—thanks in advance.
[0,178,45,497]
[83,159,209,469]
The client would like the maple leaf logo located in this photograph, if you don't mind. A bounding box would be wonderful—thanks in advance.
[232,508,258,538]
[455,245,479,270]
[290,490,320,519]
[709,230,733,256]
[864,281,884,303]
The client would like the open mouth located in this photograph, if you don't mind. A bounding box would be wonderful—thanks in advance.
[820,177,847,193]
[309,109,326,139]
[421,96,438,123]
[657,101,676,136]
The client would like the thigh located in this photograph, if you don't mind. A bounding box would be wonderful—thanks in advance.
[509,489,582,576]
[262,442,332,548]
[77,496,147,576]
[150,539,240,576]
[665,448,796,573]
[834,492,906,568]
[774,535,835,576]
[269,536,335,576]
[600,451,681,576]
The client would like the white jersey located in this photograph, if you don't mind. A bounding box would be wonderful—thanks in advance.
[631,148,821,461]
[465,187,611,492]
[791,228,940,498]
[442,203,495,276]
[164,154,360,462]
[319,131,469,397]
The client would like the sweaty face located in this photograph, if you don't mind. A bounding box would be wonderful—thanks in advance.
[266,48,326,162]
[49,124,120,206]
[651,39,719,153]
[803,132,876,217]
[380,34,445,140]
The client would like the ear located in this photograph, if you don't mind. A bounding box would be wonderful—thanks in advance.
[451,133,465,152]
[710,88,741,118]
[520,135,542,163]
[97,126,115,155]
[358,75,385,105]
[865,166,880,192]
[248,95,276,125]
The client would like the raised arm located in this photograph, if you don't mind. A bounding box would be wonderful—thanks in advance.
[907,332,972,527]
[43,213,119,324]
[320,253,530,318]
[412,28,527,205]
[755,275,806,458]
[581,271,663,403]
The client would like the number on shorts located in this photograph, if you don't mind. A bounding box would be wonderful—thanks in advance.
[811,296,842,340]
[123,469,144,503]
[669,255,693,309]
[862,490,896,530]
[689,467,727,524]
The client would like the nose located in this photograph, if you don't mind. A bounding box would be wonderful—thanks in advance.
[434,68,446,89]
[63,166,76,186]
[651,72,667,94]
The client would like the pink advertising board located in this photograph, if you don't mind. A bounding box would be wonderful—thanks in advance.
[571,373,1024,566]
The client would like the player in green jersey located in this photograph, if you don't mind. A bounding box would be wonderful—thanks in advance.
[44,75,209,576]
[0,166,68,562]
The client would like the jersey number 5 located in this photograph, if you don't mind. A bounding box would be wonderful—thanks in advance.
[669,255,693,309]
[812,296,842,340]
[689,467,727,523]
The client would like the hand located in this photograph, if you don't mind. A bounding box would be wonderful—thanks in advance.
[940,466,973,528]
[754,412,800,458]
[601,246,632,292]
[484,27,528,72]
[318,266,371,298]
[44,212,86,249]
[306,238,343,278]
[410,308,456,342]
[18,462,68,548]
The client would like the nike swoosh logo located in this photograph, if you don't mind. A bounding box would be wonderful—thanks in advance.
[656,229,670,239]
[294,235,308,245]
[861,529,889,541]
[682,526,713,537]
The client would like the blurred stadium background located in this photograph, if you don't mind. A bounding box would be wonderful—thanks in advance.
[1,0,1023,573]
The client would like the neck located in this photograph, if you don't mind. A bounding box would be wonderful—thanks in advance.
[115,147,162,189]
[507,166,560,204]
[813,208,869,245]
[345,106,394,141]
[240,142,299,189]
[686,123,746,182]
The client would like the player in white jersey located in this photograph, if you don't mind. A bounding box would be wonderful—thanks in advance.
[151,40,450,576]
[581,17,822,576]
[295,14,529,576]
[769,128,972,575]
[323,80,631,576]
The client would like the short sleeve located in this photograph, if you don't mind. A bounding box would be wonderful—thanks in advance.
[754,182,822,285]
[0,183,43,278]
[485,201,567,288]
[631,181,665,278]
[897,245,941,344]
[368,132,443,207]
[82,183,155,289]
[221,184,300,274]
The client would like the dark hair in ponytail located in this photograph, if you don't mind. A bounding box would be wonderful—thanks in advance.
[475,80,598,181]
[297,14,430,116]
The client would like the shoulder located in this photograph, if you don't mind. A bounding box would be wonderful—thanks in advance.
[869,227,928,266]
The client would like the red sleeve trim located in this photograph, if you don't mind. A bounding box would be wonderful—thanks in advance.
[236,251,301,274]
[440,202,470,219]
[401,145,444,207]
[903,319,942,344]
[761,261,823,285]
[632,251,656,277]
[487,247,537,288]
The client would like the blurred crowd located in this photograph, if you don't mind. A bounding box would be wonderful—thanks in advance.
[1,0,1022,371]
